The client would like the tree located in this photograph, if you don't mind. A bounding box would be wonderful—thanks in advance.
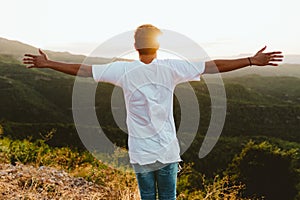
[226,140,299,200]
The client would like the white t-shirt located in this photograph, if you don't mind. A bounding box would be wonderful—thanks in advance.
[92,59,205,165]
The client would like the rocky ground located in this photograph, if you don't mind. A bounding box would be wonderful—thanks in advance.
[0,163,114,200]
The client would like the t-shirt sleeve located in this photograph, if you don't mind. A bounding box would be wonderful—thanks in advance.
[92,61,125,86]
[166,59,205,84]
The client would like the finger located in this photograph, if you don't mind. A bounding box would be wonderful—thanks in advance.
[23,61,35,64]
[270,59,283,62]
[23,58,34,61]
[24,54,37,58]
[268,63,279,66]
[271,55,284,58]
[39,48,46,56]
[23,60,34,63]
[257,46,267,53]
[266,51,282,55]
[26,65,35,68]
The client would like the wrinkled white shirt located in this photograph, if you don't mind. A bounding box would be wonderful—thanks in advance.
[92,59,205,165]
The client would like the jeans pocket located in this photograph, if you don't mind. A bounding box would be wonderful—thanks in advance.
[159,162,178,175]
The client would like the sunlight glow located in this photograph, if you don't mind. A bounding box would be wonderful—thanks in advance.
[1,0,299,57]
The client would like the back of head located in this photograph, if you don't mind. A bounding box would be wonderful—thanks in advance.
[134,24,162,55]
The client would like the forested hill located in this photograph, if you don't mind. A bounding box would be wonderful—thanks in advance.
[0,55,299,141]
[0,37,300,199]
[0,37,299,147]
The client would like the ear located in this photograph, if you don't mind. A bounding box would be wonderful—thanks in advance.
[134,43,137,50]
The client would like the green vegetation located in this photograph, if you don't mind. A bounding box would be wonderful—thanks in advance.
[0,136,139,199]
[0,136,250,199]
[177,163,247,199]
[226,140,299,199]
[0,40,299,198]
[2,133,299,199]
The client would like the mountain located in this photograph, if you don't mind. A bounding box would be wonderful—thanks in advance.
[0,37,299,146]
[283,54,300,64]
[1,36,299,77]
[0,37,114,64]
[0,37,300,198]
[1,36,300,64]
[207,54,300,78]
[218,64,300,78]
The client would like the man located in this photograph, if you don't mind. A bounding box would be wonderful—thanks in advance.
[23,24,283,200]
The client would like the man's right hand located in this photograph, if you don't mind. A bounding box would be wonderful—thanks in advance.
[23,49,49,68]
[23,49,92,77]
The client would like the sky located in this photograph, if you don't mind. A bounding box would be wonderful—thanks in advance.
[1,0,300,59]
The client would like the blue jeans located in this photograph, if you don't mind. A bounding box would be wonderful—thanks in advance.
[133,162,178,200]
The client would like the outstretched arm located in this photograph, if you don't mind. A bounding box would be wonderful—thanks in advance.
[23,49,92,77]
[204,46,283,74]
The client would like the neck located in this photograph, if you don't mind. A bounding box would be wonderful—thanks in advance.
[139,53,157,64]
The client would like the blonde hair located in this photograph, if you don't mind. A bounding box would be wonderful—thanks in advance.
[134,24,162,55]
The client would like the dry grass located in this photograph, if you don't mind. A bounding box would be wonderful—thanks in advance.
[0,137,140,199]
[0,163,140,200]
[0,137,251,199]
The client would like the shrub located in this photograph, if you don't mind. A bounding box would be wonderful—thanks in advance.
[226,140,299,200]
[177,163,248,199]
